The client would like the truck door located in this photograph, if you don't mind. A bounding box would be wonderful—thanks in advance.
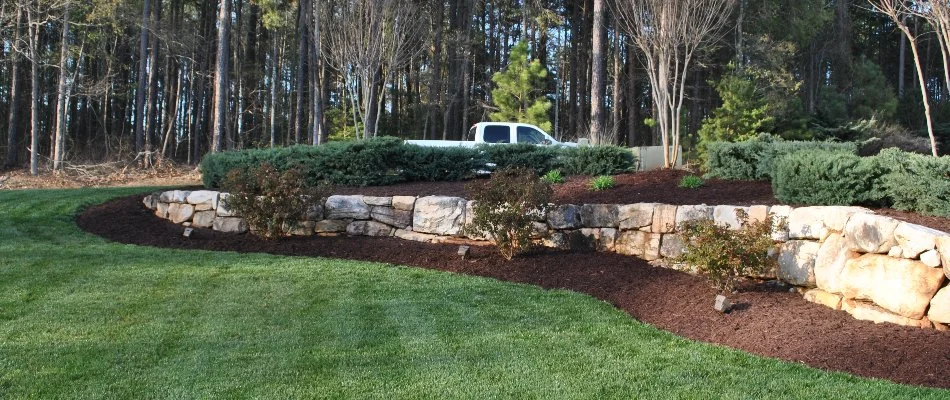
[516,125,551,145]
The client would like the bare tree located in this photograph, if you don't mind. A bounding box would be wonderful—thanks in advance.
[321,0,429,139]
[611,0,736,167]
[869,0,938,156]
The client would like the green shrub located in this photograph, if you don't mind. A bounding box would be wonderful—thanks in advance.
[772,150,888,206]
[589,175,615,191]
[399,145,485,182]
[541,169,565,184]
[220,164,329,239]
[306,137,407,186]
[676,210,784,294]
[478,143,564,174]
[465,167,553,260]
[679,175,705,189]
[561,145,637,176]
[878,148,950,217]
[705,134,857,180]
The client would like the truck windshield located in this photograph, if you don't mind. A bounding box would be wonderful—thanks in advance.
[516,126,548,144]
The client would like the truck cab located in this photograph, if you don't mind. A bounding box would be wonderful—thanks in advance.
[468,122,575,147]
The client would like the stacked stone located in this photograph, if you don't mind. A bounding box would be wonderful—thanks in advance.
[145,190,950,330]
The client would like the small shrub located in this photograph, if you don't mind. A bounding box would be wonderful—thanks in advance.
[221,164,329,239]
[465,167,553,260]
[676,210,784,294]
[561,145,637,176]
[542,169,565,184]
[589,175,615,191]
[679,175,705,189]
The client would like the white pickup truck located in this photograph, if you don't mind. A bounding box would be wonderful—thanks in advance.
[406,122,578,148]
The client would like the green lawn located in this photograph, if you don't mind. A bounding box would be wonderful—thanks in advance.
[0,188,946,399]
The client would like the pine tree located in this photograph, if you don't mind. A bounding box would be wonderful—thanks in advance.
[490,41,553,132]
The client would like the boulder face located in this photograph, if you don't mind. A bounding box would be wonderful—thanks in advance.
[347,221,394,237]
[652,204,678,233]
[186,190,219,209]
[371,207,412,229]
[778,240,821,287]
[412,196,467,236]
[814,235,860,294]
[547,204,581,230]
[929,286,950,324]
[844,213,900,254]
[213,217,248,234]
[168,203,195,225]
[839,254,946,319]
[325,195,370,220]
[893,223,946,259]
[616,230,661,260]
[579,204,619,228]
[674,205,711,227]
[618,203,655,230]
[192,211,216,229]
[713,205,749,230]
[937,236,950,275]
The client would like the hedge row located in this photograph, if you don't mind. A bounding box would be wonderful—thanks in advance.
[772,148,950,217]
[200,137,637,188]
[705,134,858,180]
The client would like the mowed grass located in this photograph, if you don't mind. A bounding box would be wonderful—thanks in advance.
[0,188,946,399]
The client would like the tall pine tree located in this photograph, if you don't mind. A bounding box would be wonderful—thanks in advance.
[490,41,553,132]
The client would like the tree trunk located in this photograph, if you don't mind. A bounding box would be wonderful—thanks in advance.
[5,6,23,168]
[211,0,231,152]
[27,7,40,176]
[589,0,606,144]
[294,0,311,144]
[134,0,151,154]
[53,4,71,170]
[311,3,325,145]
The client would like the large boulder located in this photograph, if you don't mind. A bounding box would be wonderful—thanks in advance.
[413,196,467,236]
[618,203,656,230]
[840,254,946,319]
[929,286,950,324]
[216,193,237,217]
[659,234,685,259]
[579,228,618,252]
[325,195,370,220]
[362,196,392,207]
[768,205,793,241]
[893,223,947,259]
[580,204,619,228]
[778,240,821,287]
[314,219,349,233]
[814,235,860,294]
[159,190,189,203]
[787,206,870,240]
[547,204,581,229]
[392,196,416,211]
[844,213,900,254]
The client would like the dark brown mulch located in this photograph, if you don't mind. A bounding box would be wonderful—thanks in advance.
[328,169,950,233]
[77,192,950,389]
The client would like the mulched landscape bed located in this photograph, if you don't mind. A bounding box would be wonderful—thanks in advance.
[77,169,950,389]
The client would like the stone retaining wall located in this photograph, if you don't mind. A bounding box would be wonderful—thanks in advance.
[144,190,950,330]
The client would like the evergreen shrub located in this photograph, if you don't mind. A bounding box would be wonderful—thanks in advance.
[878,148,950,217]
[561,145,637,176]
[772,150,887,206]
[705,134,857,180]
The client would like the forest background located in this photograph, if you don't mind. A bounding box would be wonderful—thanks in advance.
[1,0,947,175]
